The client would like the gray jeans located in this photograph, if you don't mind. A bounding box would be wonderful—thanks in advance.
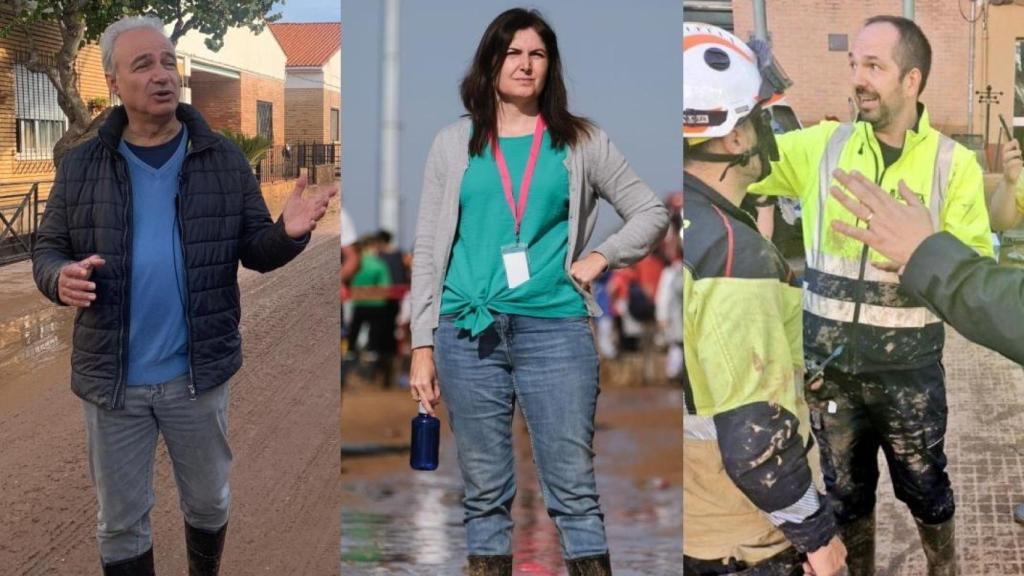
[82,372,232,563]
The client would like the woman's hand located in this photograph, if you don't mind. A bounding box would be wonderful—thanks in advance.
[410,347,441,416]
[570,252,609,291]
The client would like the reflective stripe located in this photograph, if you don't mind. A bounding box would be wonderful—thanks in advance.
[806,250,899,283]
[929,135,955,227]
[804,291,940,328]
[810,126,955,329]
[684,414,717,440]
[767,485,821,527]
[813,124,856,267]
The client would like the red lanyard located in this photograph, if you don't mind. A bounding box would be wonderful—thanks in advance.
[492,115,546,240]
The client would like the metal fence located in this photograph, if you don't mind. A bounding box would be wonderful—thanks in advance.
[0,182,47,266]
[255,142,340,184]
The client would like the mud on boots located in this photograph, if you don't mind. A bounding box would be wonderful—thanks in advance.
[915,517,956,576]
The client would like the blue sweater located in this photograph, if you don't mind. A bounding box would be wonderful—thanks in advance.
[119,126,190,385]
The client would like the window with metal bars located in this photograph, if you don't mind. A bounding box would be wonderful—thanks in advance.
[257,100,273,141]
[15,65,68,160]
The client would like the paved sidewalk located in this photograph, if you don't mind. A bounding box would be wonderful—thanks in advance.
[875,329,1024,575]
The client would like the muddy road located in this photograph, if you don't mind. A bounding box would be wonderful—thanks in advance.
[340,382,684,575]
[0,202,340,575]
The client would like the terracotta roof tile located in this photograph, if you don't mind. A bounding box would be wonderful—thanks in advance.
[269,22,340,67]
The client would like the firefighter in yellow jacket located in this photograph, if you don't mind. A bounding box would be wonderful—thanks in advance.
[683,23,846,576]
[748,16,993,576]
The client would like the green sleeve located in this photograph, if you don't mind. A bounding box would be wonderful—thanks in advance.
[902,232,1024,365]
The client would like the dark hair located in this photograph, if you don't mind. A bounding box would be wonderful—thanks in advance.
[863,15,932,96]
[459,8,592,157]
[375,229,394,244]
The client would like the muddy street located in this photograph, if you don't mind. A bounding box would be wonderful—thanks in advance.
[872,329,1024,575]
[0,198,340,575]
[339,382,684,575]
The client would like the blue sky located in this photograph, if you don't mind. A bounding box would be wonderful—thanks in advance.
[277,0,340,23]
[341,0,681,250]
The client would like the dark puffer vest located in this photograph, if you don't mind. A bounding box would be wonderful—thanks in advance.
[33,104,307,409]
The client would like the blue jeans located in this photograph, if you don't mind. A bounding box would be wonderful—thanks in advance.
[82,372,232,563]
[434,314,607,559]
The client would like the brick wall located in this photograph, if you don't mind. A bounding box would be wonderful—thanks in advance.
[731,0,973,135]
[190,73,242,134]
[284,85,340,144]
[240,72,286,146]
[285,88,325,142]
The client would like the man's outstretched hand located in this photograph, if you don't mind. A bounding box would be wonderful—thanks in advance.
[282,174,339,239]
[58,255,106,307]
[829,169,935,271]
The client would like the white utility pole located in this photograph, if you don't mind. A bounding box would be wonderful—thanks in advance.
[379,0,401,237]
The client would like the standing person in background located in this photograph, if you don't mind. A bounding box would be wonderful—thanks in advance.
[341,208,360,300]
[986,136,1024,232]
[375,230,407,388]
[407,8,668,575]
[31,15,334,574]
[347,236,393,385]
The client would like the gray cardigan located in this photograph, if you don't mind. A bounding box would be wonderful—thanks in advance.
[410,118,669,348]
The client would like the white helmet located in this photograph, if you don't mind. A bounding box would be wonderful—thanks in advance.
[684,23,782,140]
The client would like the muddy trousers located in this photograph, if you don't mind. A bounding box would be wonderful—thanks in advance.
[434,314,607,560]
[807,363,954,568]
[82,373,232,564]
[683,546,804,575]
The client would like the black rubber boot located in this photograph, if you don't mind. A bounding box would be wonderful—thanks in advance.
[102,547,155,576]
[839,513,875,576]
[185,522,228,576]
[915,516,957,576]
[565,552,612,576]
[466,555,513,576]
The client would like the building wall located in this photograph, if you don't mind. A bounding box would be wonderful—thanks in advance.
[324,51,341,91]
[975,4,1024,140]
[285,87,326,143]
[0,14,108,196]
[190,73,242,134]
[173,24,287,82]
[731,0,973,135]
[240,72,286,146]
[284,58,341,144]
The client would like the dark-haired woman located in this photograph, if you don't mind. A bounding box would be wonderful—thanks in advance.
[408,8,668,575]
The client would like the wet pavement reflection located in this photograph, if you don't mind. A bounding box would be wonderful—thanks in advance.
[0,305,73,382]
[340,387,682,575]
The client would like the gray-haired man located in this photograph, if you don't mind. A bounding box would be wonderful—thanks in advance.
[32,16,335,575]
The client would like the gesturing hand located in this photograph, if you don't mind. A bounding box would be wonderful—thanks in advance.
[1002,138,1023,188]
[281,175,339,239]
[58,255,106,307]
[828,169,935,271]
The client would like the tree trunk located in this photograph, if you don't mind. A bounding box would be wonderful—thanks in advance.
[48,5,96,170]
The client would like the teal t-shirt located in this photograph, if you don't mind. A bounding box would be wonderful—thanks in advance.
[440,130,587,335]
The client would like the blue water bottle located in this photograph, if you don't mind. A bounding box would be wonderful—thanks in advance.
[410,404,440,471]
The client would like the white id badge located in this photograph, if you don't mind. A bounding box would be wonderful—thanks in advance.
[501,243,531,289]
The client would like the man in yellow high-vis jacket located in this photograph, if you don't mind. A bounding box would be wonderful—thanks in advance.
[749,15,993,576]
